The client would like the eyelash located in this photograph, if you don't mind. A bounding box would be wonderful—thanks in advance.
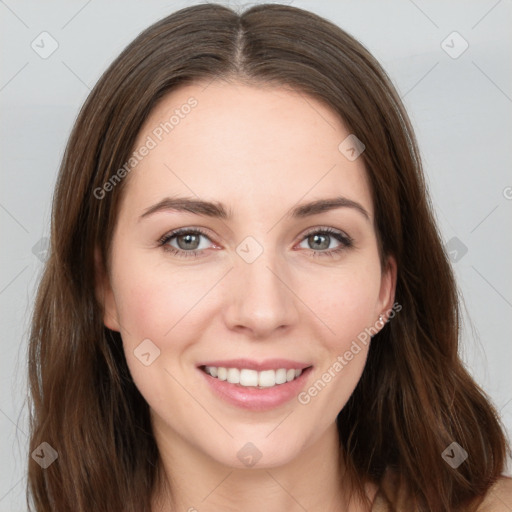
[157,226,353,259]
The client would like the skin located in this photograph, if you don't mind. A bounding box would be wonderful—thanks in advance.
[96,80,398,512]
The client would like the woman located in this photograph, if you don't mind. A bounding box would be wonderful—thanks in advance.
[27,3,511,511]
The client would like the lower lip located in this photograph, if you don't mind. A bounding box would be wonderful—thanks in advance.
[198,367,313,411]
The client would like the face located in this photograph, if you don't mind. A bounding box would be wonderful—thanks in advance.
[96,80,396,469]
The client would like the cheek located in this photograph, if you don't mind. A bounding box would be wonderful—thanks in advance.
[113,256,197,342]
[117,279,170,340]
[305,259,382,345]
[295,266,380,420]
[111,257,212,390]
[111,264,193,407]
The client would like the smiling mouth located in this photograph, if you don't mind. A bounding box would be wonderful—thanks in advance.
[200,365,312,389]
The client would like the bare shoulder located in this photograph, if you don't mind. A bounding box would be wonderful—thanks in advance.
[476,476,512,511]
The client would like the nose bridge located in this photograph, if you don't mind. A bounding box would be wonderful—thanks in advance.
[223,234,299,335]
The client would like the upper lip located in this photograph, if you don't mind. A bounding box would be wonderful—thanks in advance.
[197,358,312,371]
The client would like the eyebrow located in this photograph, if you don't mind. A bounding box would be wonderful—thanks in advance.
[138,195,370,222]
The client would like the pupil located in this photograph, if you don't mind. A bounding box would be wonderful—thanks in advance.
[179,234,199,250]
[311,234,328,250]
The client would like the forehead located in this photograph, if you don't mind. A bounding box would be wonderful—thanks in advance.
[121,80,374,221]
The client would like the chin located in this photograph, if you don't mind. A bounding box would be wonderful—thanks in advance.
[207,435,304,470]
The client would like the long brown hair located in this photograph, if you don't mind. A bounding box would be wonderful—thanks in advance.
[27,3,509,511]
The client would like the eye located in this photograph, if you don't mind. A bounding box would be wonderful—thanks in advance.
[297,227,353,258]
[158,227,214,258]
[158,226,353,259]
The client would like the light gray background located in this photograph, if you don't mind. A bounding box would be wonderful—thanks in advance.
[1,0,511,509]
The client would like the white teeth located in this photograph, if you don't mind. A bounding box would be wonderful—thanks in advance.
[275,368,287,385]
[203,366,305,388]
[239,369,258,387]
[258,370,276,387]
[207,366,218,378]
[226,368,240,384]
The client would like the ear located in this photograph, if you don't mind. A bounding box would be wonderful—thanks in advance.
[376,254,398,323]
[94,246,121,332]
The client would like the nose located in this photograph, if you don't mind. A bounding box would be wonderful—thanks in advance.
[222,243,301,339]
